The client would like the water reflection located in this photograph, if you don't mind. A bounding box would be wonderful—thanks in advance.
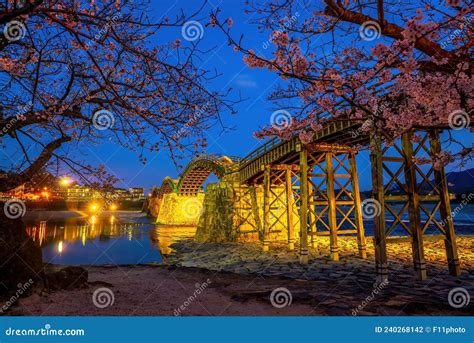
[25,214,198,265]
[150,225,197,255]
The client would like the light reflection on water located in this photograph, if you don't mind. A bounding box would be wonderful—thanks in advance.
[25,214,196,265]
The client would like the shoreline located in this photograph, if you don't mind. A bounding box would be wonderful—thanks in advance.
[10,236,474,316]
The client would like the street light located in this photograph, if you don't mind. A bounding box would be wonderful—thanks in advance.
[60,177,72,186]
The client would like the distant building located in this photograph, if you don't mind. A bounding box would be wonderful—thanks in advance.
[129,187,145,200]
[67,185,100,201]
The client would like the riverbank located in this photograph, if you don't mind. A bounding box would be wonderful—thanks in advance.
[12,236,474,316]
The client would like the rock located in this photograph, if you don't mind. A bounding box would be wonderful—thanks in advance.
[45,266,88,290]
[0,214,43,297]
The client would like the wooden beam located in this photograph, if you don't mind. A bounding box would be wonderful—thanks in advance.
[299,148,309,264]
[285,169,295,251]
[263,166,271,252]
[307,143,355,153]
[307,177,317,248]
[349,152,367,259]
[370,134,388,282]
[402,131,427,281]
[325,152,339,261]
[429,131,461,276]
[271,164,300,171]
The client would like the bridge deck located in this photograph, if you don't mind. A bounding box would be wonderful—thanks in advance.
[233,120,367,183]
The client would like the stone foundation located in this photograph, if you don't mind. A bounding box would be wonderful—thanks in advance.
[194,179,299,244]
[156,193,204,226]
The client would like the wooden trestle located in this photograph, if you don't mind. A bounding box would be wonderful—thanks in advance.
[158,118,462,281]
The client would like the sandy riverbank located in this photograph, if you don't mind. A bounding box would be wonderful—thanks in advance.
[13,236,474,316]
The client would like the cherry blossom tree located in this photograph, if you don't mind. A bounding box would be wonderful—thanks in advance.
[0,0,235,192]
[213,0,472,163]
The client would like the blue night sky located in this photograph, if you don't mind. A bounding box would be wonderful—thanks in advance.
[58,0,473,192]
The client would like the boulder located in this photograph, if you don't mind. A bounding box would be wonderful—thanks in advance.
[45,266,88,290]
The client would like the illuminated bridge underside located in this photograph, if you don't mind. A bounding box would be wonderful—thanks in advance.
[155,119,461,282]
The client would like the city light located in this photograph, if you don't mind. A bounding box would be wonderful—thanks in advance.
[60,177,73,186]
[110,204,117,211]
[90,203,99,212]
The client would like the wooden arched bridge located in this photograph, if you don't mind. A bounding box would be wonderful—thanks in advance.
[154,119,461,282]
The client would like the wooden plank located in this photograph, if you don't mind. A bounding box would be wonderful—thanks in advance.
[370,134,388,282]
[349,152,367,259]
[285,169,295,251]
[299,148,309,264]
[402,131,427,281]
[263,166,271,252]
[313,230,358,236]
[325,152,339,261]
[429,131,461,276]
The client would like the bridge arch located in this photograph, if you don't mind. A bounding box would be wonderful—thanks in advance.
[177,155,237,195]
[157,176,178,198]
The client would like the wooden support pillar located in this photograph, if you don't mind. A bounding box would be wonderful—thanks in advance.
[250,185,262,240]
[285,169,295,251]
[349,152,367,259]
[325,152,339,261]
[263,166,271,252]
[402,131,427,281]
[299,149,309,264]
[370,134,388,282]
[429,131,461,276]
[307,179,317,248]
